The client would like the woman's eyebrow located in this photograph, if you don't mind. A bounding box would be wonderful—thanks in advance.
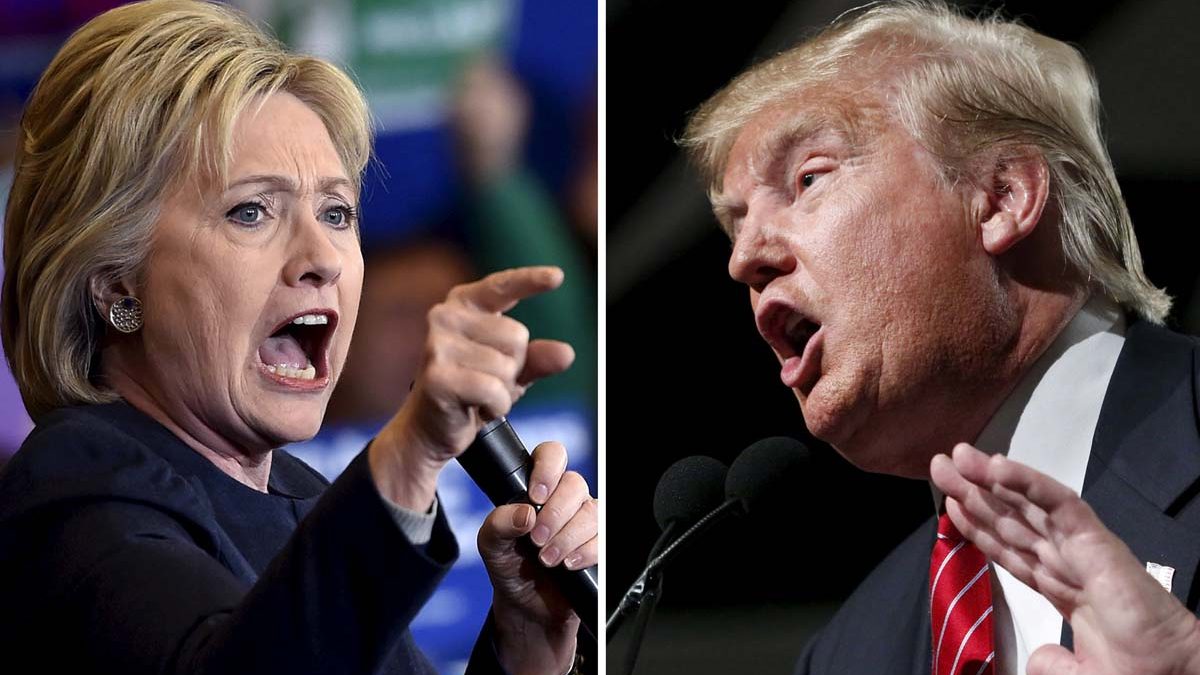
[225,174,353,194]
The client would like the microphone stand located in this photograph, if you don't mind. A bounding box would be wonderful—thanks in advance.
[617,570,664,675]
[607,498,743,675]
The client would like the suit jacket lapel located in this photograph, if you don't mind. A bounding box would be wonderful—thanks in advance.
[1062,321,1200,648]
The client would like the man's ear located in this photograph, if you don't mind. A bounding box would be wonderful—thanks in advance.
[977,147,1050,256]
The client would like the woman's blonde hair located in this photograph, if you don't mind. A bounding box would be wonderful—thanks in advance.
[2,0,373,420]
[683,0,1170,324]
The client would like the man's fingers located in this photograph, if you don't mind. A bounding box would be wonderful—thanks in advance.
[449,266,564,313]
[929,452,974,501]
[1028,564,1083,613]
[934,453,1039,553]
[938,450,1088,609]
[947,442,995,485]
[946,497,1037,580]
[983,449,1079,513]
[1026,644,1079,675]
[949,443,1052,530]
[951,444,1072,542]
[962,484,1046,555]
[984,455,1109,553]
[518,339,575,385]
[987,482,1053,540]
[945,496,1037,569]
[947,496,1082,612]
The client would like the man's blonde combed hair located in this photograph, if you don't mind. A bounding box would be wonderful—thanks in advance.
[683,0,1170,324]
[2,0,373,420]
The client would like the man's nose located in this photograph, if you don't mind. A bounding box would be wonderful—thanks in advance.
[283,212,343,288]
[727,215,796,293]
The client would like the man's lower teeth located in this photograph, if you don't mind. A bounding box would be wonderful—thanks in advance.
[266,364,317,380]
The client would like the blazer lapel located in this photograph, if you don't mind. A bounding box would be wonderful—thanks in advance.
[1063,321,1200,648]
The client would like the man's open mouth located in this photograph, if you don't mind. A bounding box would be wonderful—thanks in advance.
[782,313,821,359]
[257,310,337,382]
[757,301,822,361]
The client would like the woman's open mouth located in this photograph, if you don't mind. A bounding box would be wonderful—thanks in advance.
[257,309,337,389]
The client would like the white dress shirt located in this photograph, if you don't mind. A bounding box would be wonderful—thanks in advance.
[942,295,1127,675]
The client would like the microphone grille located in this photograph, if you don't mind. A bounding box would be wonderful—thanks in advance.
[726,436,810,514]
[653,455,729,531]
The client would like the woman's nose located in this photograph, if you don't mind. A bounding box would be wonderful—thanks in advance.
[282,212,343,288]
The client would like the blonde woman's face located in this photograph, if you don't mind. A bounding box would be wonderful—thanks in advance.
[134,92,363,452]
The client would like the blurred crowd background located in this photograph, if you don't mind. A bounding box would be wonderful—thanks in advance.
[608,0,1199,673]
[0,0,596,672]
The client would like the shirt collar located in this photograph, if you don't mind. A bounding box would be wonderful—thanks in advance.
[931,295,1127,512]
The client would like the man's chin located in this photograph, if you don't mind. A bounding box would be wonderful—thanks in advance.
[801,397,932,478]
[797,387,855,448]
[825,427,936,479]
[834,445,930,478]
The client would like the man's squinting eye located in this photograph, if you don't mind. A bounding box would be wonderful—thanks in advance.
[800,173,817,188]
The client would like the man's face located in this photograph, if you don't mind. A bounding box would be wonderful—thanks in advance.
[719,102,1016,476]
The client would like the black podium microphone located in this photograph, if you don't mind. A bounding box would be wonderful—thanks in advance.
[608,436,810,660]
[457,417,598,641]
[650,455,728,560]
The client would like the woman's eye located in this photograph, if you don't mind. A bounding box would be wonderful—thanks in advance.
[322,205,357,229]
[800,172,818,188]
[226,202,266,226]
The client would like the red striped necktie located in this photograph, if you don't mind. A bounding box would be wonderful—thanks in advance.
[930,512,996,675]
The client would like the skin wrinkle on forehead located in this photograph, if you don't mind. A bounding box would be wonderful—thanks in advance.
[225,174,356,198]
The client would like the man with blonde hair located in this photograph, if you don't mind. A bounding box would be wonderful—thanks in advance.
[684,2,1200,673]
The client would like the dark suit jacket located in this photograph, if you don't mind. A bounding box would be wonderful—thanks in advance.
[796,321,1200,674]
[0,401,508,674]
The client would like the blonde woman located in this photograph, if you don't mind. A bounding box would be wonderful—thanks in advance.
[0,2,595,672]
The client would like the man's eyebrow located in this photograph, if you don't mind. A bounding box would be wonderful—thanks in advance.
[225,174,355,195]
[749,115,846,182]
[711,191,745,239]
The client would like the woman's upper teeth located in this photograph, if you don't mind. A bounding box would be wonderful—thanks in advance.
[291,314,328,325]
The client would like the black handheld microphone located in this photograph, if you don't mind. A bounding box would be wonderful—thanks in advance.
[458,417,598,641]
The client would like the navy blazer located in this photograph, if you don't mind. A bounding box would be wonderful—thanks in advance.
[796,321,1200,674]
[0,401,509,674]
